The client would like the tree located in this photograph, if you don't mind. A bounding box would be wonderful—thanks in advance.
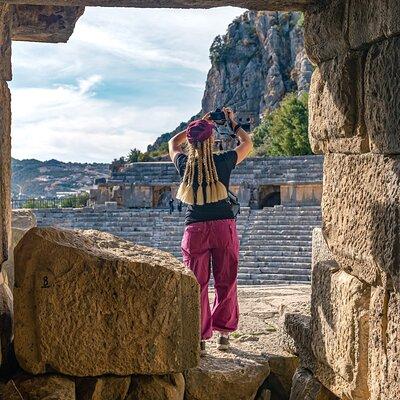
[127,148,142,163]
[253,93,311,156]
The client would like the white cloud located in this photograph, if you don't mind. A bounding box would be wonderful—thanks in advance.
[10,6,245,162]
[11,76,191,163]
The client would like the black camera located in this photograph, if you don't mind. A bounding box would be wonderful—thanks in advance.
[210,108,226,125]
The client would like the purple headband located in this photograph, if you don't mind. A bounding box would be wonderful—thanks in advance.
[186,119,214,145]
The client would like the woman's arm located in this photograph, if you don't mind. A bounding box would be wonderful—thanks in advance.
[223,108,253,165]
[168,130,187,162]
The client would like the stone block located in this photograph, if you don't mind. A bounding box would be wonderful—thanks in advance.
[14,227,200,376]
[311,258,370,399]
[3,375,75,400]
[0,5,11,81]
[304,0,349,64]
[76,376,131,400]
[369,287,400,400]
[281,313,315,371]
[289,368,338,400]
[185,356,269,400]
[127,373,184,400]
[12,5,85,43]
[365,36,400,154]
[308,52,368,154]
[0,81,11,267]
[322,153,400,288]
[348,0,400,49]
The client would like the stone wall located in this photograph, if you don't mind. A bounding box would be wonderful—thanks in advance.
[283,1,400,399]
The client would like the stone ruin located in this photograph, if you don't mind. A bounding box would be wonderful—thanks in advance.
[0,0,398,399]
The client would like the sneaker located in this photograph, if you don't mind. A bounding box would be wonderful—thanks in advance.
[200,340,207,356]
[217,333,230,351]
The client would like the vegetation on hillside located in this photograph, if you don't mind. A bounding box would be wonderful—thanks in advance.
[252,92,311,157]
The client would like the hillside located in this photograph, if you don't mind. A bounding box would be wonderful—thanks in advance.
[147,10,312,154]
[12,158,109,198]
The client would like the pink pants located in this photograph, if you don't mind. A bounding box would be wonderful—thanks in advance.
[181,219,239,340]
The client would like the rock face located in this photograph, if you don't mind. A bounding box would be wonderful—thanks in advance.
[203,11,312,125]
[14,227,200,376]
[147,10,312,153]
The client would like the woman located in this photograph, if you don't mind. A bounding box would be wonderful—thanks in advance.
[168,108,252,355]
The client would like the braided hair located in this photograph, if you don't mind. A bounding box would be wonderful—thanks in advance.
[176,136,228,205]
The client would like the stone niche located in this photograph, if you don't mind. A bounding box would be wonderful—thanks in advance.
[13,227,199,376]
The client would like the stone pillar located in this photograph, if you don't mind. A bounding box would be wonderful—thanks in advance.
[303,1,400,399]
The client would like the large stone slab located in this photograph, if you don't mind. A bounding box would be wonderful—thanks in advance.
[348,0,400,49]
[369,287,400,400]
[12,5,85,43]
[308,52,367,154]
[289,368,338,400]
[322,153,400,288]
[185,355,269,400]
[311,255,370,399]
[304,0,349,64]
[127,373,184,400]
[0,81,11,267]
[14,227,200,376]
[365,36,400,154]
[0,5,11,81]
[4,0,319,12]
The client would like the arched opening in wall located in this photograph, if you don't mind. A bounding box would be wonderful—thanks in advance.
[258,185,281,208]
[152,186,172,208]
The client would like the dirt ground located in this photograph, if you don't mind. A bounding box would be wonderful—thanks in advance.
[203,284,311,364]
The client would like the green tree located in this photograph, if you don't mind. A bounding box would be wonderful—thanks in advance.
[127,148,142,163]
[253,93,311,156]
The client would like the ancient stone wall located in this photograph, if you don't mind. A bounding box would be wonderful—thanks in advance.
[284,1,400,399]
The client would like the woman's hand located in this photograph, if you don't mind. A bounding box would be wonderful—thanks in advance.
[223,107,238,128]
[202,112,212,121]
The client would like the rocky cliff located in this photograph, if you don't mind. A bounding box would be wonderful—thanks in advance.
[148,10,312,152]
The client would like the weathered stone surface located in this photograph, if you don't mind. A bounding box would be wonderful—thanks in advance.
[365,36,400,154]
[127,373,184,400]
[311,258,370,399]
[323,153,400,288]
[308,52,368,154]
[281,313,315,370]
[290,368,338,400]
[3,375,75,400]
[0,81,11,267]
[348,0,400,49]
[5,0,319,12]
[14,227,200,376]
[369,287,400,400]
[304,0,349,64]
[0,279,12,368]
[2,210,37,288]
[76,376,131,400]
[12,5,85,43]
[0,5,11,81]
[185,356,269,400]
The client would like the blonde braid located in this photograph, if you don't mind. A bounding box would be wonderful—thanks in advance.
[176,143,195,205]
[208,137,228,201]
[202,140,212,203]
[196,145,205,205]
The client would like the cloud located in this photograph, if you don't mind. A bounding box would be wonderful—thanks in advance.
[11,75,193,163]
[10,6,245,162]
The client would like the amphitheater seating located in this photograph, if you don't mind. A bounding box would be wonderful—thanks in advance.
[33,205,321,284]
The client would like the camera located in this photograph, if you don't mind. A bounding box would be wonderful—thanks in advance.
[210,108,226,125]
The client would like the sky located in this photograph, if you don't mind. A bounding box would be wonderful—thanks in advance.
[10,6,244,163]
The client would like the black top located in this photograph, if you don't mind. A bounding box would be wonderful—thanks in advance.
[174,150,238,225]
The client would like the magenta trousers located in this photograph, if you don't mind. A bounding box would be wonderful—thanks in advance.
[181,219,239,340]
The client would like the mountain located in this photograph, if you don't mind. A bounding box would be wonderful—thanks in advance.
[147,10,312,153]
[12,158,109,198]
